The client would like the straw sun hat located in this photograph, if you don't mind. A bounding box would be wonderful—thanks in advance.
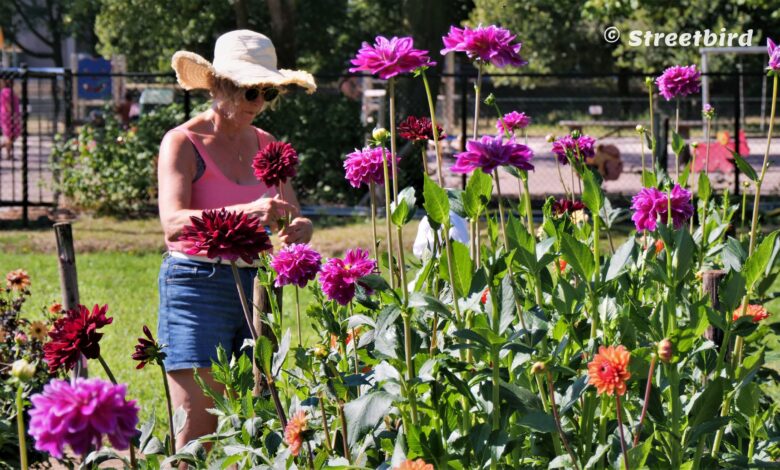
[171,30,316,94]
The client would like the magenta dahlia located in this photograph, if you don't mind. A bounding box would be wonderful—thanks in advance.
[631,184,692,231]
[271,243,322,288]
[655,65,701,101]
[398,116,445,142]
[253,141,299,187]
[344,147,397,188]
[43,304,113,373]
[350,36,435,80]
[768,39,780,72]
[496,111,531,134]
[451,135,533,174]
[319,248,377,305]
[441,25,527,68]
[551,134,597,165]
[659,184,694,229]
[179,208,272,264]
[28,378,139,458]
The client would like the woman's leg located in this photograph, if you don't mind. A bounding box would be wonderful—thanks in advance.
[167,367,225,451]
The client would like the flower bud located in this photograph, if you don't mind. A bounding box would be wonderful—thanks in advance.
[654,239,664,254]
[372,127,389,142]
[571,129,581,139]
[11,359,35,382]
[702,103,715,119]
[531,361,546,375]
[545,134,556,143]
[742,180,751,188]
[691,141,699,149]
[313,344,328,359]
[645,77,653,86]
[657,339,673,363]
[14,332,28,345]
[635,124,645,133]
[483,93,496,106]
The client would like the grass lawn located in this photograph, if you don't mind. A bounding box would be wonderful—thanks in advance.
[1,215,419,426]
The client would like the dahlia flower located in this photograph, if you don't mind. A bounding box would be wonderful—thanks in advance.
[395,459,434,470]
[271,243,322,288]
[350,36,435,80]
[343,147,396,188]
[44,304,113,373]
[655,65,701,101]
[284,410,309,456]
[179,208,272,264]
[319,248,376,305]
[451,135,534,174]
[6,269,30,291]
[631,184,692,231]
[441,25,527,68]
[551,134,596,165]
[29,320,48,342]
[398,115,445,142]
[132,325,166,369]
[496,111,531,134]
[733,304,770,323]
[588,345,631,396]
[28,378,139,458]
[768,39,780,72]
[253,141,299,187]
[552,198,585,216]
[660,184,694,229]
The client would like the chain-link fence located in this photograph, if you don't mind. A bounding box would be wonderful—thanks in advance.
[0,66,778,224]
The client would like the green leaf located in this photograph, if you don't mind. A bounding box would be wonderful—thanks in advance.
[344,391,394,447]
[440,240,473,298]
[698,171,711,204]
[743,231,779,290]
[606,236,635,281]
[254,336,274,376]
[391,186,416,226]
[688,377,724,428]
[423,174,450,227]
[625,435,652,469]
[671,131,685,155]
[560,233,594,281]
[722,237,746,272]
[680,160,692,188]
[686,417,730,446]
[720,271,746,312]
[462,169,492,219]
[736,382,761,417]
[641,169,657,188]
[729,148,758,182]
[674,228,696,280]
[359,274,391,292]
[272,329,291,377]
[517,410,556,433]
[581,167,603,213]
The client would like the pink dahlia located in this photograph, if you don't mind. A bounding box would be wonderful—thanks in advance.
[253,141,299,187]
[451,135,534,174]
[631,184,692,231]
[655,65,701,101]
[441,25,527,68]
[551,134,597,165]
[28,378,139,458]
[179,208,272,264]
[271,243,322,288]
[768,39,780,72]
[44,304,113,373]
[350,36,435,80]
[496,111,531,134]
[344,147,397,188]
[319,248,377,305]
[398,115,445,142]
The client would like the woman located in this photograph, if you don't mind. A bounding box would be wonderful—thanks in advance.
[0,79,21,160]
[159,30,316,449]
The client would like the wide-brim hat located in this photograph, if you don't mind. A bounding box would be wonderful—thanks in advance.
[171,30,316,94]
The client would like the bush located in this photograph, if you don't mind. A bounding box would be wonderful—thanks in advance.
[51,104,184,216]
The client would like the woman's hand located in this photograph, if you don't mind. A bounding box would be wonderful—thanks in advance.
[244,196,298,231]
[279,217,313,245]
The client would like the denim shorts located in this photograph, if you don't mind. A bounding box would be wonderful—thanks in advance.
[157,253,257,371]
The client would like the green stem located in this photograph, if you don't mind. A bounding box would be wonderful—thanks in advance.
[633,355,656,447]
[369,182,378,262]
[546,372,580,470]
[420,144,429,177]
[616,394,630,470]
[380,147,395,289]
[230,261,258,341]
[160,363,176,454]
[648,80,656,168]
[421,70,444,186]
[389,78,399,202]
[402,311,419,425]
[318,393,333,453]
[16,384,28,470]
[338,401,351,464]
[98,354,118,385]
[675,99,680,180]
[473,63,483,140]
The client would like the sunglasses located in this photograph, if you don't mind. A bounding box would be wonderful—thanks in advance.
[244,87,279,102]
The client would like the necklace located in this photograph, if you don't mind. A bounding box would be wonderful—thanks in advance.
[211,115,243,162]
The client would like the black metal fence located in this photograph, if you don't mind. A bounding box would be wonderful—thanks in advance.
[0,65,777,224]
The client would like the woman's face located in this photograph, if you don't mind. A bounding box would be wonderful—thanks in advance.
[215,86,277,126]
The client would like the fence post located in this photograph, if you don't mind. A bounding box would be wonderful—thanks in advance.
[702,270,726,352]
[54,222,88,378]
[733,77,741,198]
[64,69,73,138]
[20,63,29,227]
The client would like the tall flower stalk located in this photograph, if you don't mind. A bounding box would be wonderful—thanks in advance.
[655,65,701,180]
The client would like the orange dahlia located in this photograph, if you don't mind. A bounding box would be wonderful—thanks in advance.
[29,320,48,342]
[733,304,770,323]
[588,345,631,396]
[48,302,63,315]
[6,269,30,291]
[394,459,434,470]
[284,410,308,456]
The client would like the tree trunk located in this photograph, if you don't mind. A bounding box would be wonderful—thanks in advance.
[266,0,297,68]
[233,0,249,29]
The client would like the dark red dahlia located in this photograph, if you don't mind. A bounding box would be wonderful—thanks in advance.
[179,209,272,264]
[252,141,299,187]
[552,198,585,217]
[44,304,113,373]
[398,116,445,142]
[132,325,166,369]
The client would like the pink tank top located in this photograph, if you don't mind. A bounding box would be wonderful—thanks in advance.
[165,125,277,254]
